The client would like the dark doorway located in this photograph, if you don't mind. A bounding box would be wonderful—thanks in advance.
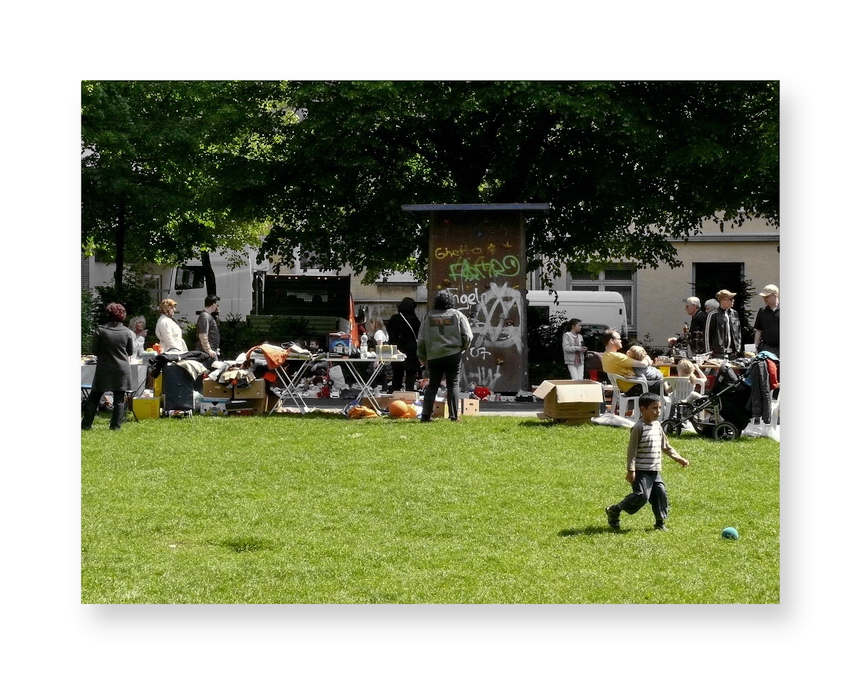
[693,262,755,344]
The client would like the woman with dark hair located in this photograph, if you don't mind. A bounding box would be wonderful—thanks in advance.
[416,290,474,422]
[81,302,136,431]
[562,318,587,380]
[386,297,422,392]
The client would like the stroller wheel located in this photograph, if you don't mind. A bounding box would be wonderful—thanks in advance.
[714,421,739,441]
[661,419,682,437]
[693,423,714,438]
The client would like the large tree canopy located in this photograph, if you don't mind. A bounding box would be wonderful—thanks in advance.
[258,81,778,282]
[81,80,292,288]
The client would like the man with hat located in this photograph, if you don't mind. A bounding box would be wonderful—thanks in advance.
[704,289,743,358]
[668,296,709,355]
[753,284,780,358]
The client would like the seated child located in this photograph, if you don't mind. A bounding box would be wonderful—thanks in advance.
[626,345,669,395]
[674,358,707,403]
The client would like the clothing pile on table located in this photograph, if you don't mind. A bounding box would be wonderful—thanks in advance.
[207,358,257,389]
[147,350,209,382]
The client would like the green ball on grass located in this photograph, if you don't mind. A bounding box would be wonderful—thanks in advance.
[721,526,740,540]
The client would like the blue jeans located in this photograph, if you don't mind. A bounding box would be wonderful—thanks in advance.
[421,353,463,420]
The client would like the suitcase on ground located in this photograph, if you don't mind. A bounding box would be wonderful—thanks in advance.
[162,363,196,412]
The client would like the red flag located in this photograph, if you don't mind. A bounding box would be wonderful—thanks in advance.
[348,294,359,349]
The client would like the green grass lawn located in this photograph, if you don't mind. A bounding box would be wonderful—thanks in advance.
[81,413,779,604]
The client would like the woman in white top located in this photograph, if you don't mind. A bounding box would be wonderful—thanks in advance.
[155,298,188,353]
[562,318,587,380]
[127,315,148,358]
[371,317,388,348]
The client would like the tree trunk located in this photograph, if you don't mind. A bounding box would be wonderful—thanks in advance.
[201,250,217,296]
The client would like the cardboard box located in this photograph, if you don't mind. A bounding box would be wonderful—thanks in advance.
[392,391,419,402]
[199,397,229,416]
[233,379,266,400]
[360,394,393,411]
[429,398,479,418]
[431,401,449,418]
[375,344,401,359]
[203,379,232,398]
[533,380,604,424]
[132,397,161,420]
[460,398,480,415]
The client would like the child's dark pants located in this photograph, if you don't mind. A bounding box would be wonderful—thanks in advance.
[617,470,669,522]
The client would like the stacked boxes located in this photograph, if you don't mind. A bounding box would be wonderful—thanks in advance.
[202,379,269,415]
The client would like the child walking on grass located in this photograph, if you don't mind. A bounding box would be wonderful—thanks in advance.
[605,393,689,531]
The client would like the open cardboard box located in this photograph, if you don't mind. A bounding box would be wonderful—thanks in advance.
[533,379,604,424]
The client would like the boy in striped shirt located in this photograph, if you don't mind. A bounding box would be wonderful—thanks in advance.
[605,393,689,531]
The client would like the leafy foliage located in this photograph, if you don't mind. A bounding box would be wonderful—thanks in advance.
[80,289,97,354]
[82,81,779,288]
[258,81,779,282]
[90,269,156,323]
[81,80,291,283]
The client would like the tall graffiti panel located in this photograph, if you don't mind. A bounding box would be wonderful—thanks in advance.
[428,213,528,392]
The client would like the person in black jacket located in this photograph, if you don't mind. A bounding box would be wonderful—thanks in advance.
[82,302,136,431]
[386,297,422,392]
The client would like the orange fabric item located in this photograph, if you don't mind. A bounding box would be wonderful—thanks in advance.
[247,344,291,369]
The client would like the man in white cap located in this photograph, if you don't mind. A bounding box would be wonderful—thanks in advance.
[704,289,743,358]
[754,284,780,357]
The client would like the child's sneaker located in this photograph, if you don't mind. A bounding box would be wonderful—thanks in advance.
[605,506,620,530]
[654,521,668,531]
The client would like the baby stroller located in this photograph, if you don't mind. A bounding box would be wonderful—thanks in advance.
[662,360,752,441]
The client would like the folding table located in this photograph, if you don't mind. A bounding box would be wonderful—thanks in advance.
[325,353,405,414]
[246,343,318,415]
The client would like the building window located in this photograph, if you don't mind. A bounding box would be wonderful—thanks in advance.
[174,266,206,291]
[567,264,636,330]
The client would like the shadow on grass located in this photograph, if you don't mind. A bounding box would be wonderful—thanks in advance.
[265,410,347,421]
[210,537,279,553]
[518,419,612,430]
[558,526,630,537]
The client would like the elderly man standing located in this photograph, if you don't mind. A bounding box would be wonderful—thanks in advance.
[704,289,743,358]
[754,284,780,358]
[668,296,708,355]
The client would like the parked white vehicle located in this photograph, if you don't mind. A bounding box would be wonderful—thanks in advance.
[526,290,628,337]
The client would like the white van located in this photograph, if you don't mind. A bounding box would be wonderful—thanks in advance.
[526,290,628,337]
